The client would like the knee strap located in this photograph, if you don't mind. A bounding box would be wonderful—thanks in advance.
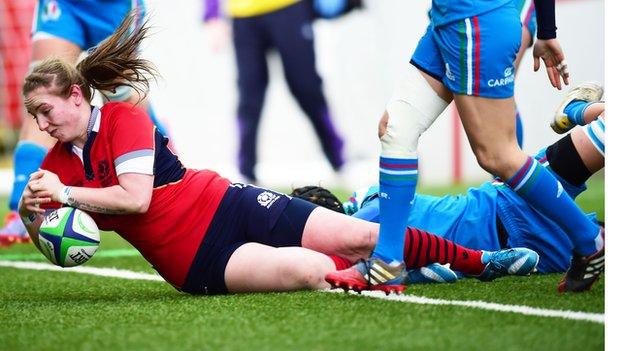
[381,65,449,158]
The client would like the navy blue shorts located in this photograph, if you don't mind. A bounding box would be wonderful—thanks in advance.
[181,183,317,295]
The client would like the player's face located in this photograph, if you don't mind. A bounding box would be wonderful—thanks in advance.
[25,86,85,142]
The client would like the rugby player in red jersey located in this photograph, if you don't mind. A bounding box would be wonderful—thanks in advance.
[17,13,539,295]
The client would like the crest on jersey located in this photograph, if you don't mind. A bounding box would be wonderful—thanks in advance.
[42,0,62,22]
[257,191,280,209]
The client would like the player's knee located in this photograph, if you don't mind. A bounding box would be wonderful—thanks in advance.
[473,146,517,176]
[343,225,377,256]
[378,112,389,138]
[279,257,327,290]
[380,65,448,158]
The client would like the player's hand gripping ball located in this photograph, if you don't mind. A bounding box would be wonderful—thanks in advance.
[38,207,100,267]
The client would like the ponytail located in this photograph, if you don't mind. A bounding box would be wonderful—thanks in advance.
[23,10,158,103]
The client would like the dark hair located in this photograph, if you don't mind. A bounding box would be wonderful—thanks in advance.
[23,10,157,105]
[290,186,345,214]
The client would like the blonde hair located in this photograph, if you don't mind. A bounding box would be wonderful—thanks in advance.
[23,11,157,106]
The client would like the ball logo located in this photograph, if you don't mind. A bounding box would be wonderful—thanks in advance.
[43,209,60,226]
[69,249,93,265]
[257,192,280,208]
[77,212,97,235]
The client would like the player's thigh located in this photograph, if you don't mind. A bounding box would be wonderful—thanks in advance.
[514,26,533,69]
[31,37,81,62]
[410,23,453,102]
[224,242,334,292]
[572,123,604,172]
[301,207,377,261]
[454,94,524,176]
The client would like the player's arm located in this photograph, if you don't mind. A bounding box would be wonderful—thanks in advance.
[532,0,569,89]
[27,169,154,215]
[17,172,52,251]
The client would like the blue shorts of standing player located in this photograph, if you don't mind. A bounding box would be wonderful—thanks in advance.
[34,0,145,53]
[411,1,521,99]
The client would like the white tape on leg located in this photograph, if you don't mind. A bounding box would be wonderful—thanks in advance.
[381,65,449,158]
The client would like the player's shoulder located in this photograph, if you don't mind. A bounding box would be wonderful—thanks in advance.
[101,101,146,118]
[100,102,151,129]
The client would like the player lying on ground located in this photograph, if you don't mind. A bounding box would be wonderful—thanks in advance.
[296,84,605,289]
[16,12,539,295]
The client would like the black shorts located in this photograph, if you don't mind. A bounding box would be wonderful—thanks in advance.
[181,183,317,295]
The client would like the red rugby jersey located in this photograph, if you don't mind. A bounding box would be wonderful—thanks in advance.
[40,102,230,288]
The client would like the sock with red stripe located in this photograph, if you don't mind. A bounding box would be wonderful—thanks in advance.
[372,156,418,264]
[507,157,602,256]
[402,227,485,275]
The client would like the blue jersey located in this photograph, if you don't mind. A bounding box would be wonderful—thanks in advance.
[351,185,500,252]
[430,0,513,27]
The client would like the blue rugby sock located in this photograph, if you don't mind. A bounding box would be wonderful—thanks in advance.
[372,156,418,263]
[507,157,602,256]
[9,141,48,211]
[563,100,593,126]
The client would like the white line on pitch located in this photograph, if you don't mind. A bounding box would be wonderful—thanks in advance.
[0,260,604,324]
[325,289,604,324]
[0,260,164,281]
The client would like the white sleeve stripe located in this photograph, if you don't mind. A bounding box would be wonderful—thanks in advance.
[115,156,154,175]
[114,149,154,167]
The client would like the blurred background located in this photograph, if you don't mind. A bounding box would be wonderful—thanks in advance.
[0,0,604,193]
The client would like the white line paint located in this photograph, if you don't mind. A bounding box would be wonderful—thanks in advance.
[0,260,164,282]
[1,260,604,324]
[326,289,604,324]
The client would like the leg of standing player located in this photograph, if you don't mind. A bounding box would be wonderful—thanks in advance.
[232,15,270,182]
[442,4,603,293]
[270,2,345,172]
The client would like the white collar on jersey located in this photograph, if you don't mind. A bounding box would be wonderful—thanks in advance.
[71,106,102,164]
[86,105,102,133]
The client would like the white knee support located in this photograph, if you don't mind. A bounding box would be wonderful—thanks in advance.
[101,85,133,102]
[380,65,449,158]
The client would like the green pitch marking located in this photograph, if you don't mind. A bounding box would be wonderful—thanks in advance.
[0,248,141,261]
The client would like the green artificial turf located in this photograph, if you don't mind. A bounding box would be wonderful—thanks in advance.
[0,176,605,350]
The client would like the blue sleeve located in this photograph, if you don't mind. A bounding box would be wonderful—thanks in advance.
[352,198,381,223]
